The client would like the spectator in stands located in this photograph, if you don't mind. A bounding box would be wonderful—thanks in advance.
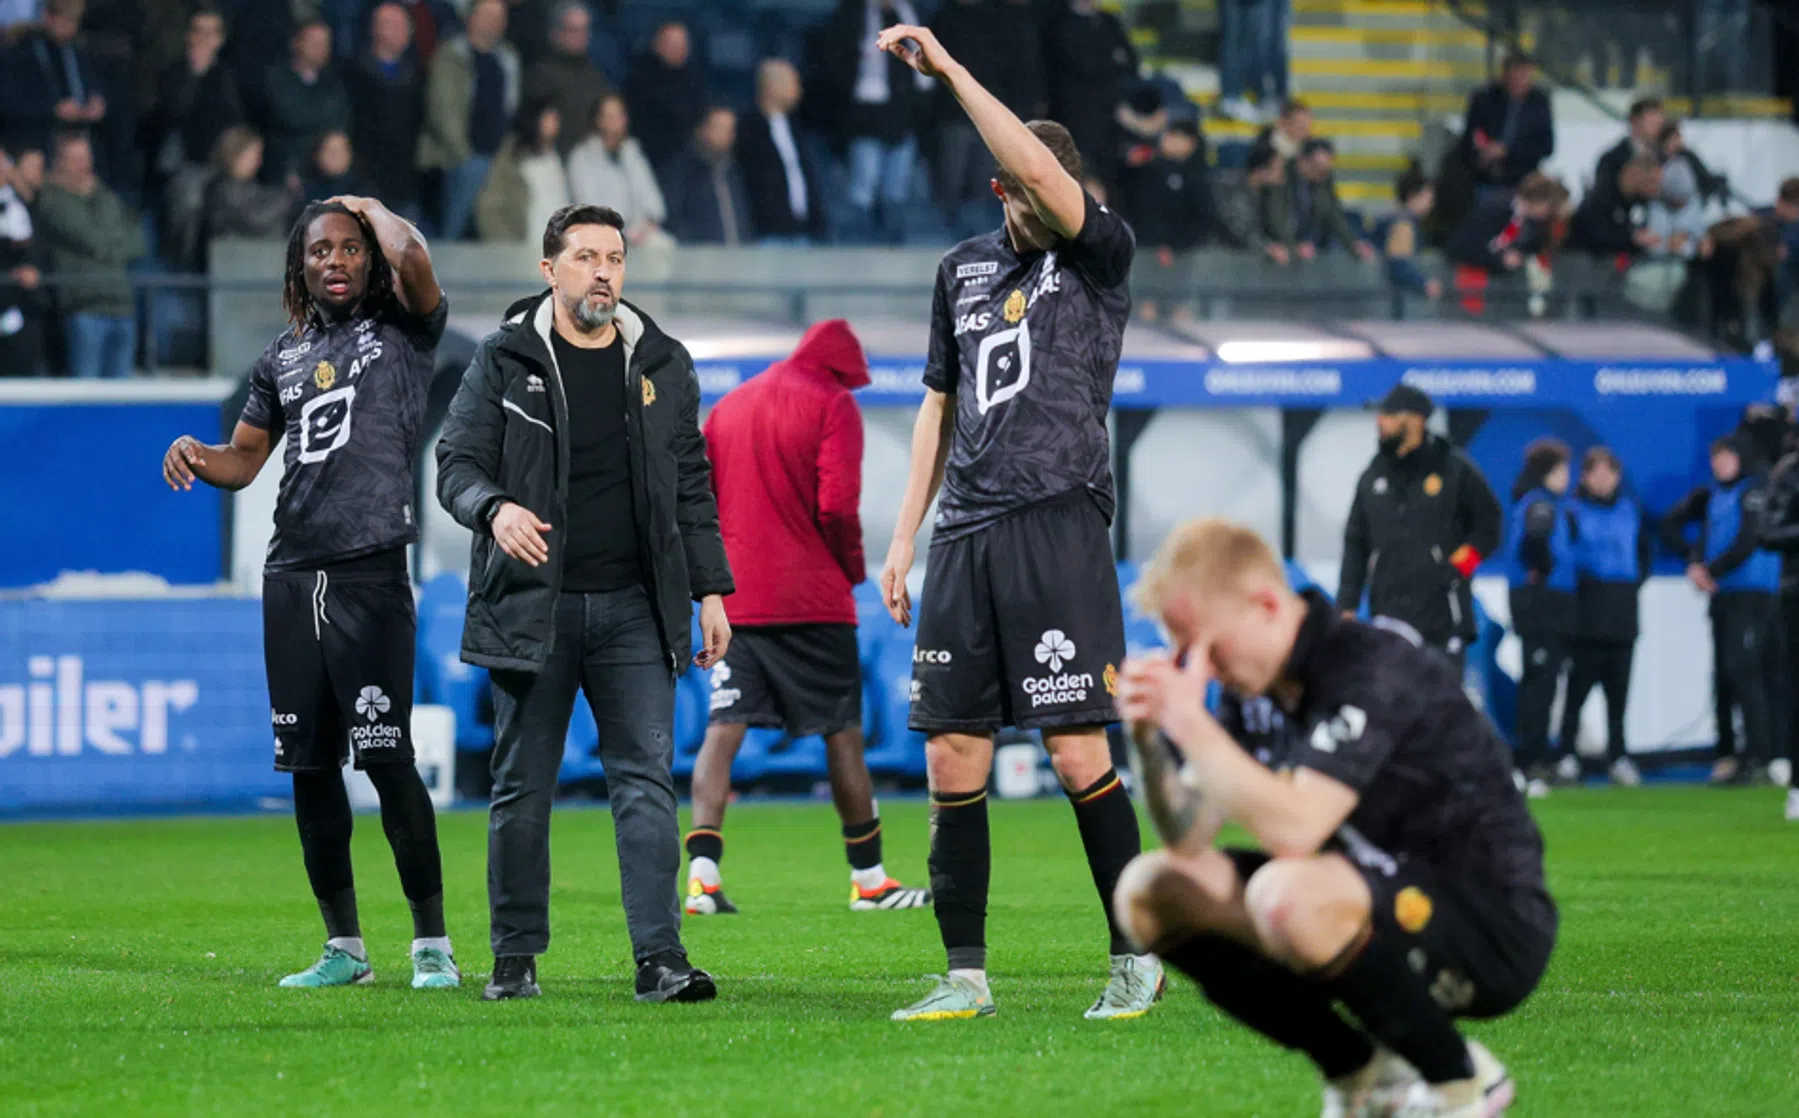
[1662,435,1784,785]
[521,0,609,157]
[260,20,350,185]
[1114,82,1170,177]
[1624,150,1714,314]
[347,2,425,218]
[932,0,1046,236]
[1448,170,1555,275]
[418,0,519,241]
[813,0,931,244]
[203,126,298,241]
[1571,154,1659,258]
[1216,0,1290,124]
[2,0,108,170]
[1248,98,1311,171]
[565,93,667,247]
[662,106,753,247]
[1505,437,1579,799]
[1561,446,1651,788]
[501,0,553,67]
[1378,162,1442,301]
[145,8,242,201]
[1459,53,1554,195]
[1045,0,1138,189]
[1122,118,1210,261]
[738,59,826,245]
[1657,119,1726,207]
[0,144,47,378]
[395,0,442,67]
[625,21,707,171]
[1592,97,1664,210]
[1210,143,1290,264]
[302,130,364,203]
[476,98,570,244]
[1756,426,1799,817]
[1264,138,1374,262]
[35,131,141,378]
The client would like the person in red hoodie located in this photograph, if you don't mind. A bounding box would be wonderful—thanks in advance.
[685,319,932,914]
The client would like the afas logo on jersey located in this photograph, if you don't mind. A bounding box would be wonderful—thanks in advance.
[954,312,991,336]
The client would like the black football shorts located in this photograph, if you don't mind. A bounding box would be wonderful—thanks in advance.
[708,624,862,738]
[263,552,416,772]
[910,490,1126,734]
[1225,846,1557,1019]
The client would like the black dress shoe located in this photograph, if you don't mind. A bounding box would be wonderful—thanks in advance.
[634,949,717,1003]
[482,955,540,1001]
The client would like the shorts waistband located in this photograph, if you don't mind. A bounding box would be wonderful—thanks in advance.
[264,546,409,583]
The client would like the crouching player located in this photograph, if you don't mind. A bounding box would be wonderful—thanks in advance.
[1113,518,1556,1117]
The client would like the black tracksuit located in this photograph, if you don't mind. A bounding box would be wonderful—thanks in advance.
[1338,435,1504,663]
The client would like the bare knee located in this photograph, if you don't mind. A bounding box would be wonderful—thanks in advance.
[1113,848,1245,953]
[926,733,992,792]
[1043,727,1111,791]
[1243,857,1371,971]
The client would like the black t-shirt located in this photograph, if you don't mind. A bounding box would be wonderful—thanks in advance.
[554,328,642,593]
[923,191,1135,542]
[1218,591,1551,905]
[241,297,448,571]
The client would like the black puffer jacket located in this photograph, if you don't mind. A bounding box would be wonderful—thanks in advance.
[435,292,734,673]
[1337,434,1503,649]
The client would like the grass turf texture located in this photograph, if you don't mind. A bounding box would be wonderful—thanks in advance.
[2,788,1796,1116]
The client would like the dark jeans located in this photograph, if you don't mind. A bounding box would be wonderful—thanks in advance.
[487,587,681,961]
[1515,633,1571,770]
[1710,591,1782,764]
[1558,638,1634,764]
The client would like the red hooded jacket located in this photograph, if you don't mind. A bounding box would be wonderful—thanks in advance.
[703,320,870,626]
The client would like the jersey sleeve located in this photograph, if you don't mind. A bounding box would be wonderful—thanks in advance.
[1063,191,1136,291]
[238,349,282,432]
[1290,664,1402,793]
[922,263,957,394]
[392,295,450,353]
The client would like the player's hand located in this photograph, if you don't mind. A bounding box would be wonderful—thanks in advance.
[1686,562,1717,594]
[492,501,552,567]
[695,594,732,669]
[1118,647,1210,745]
[880,539,915,627]
[875,24,954,79]
[162,435,207,491]
[327,194,375,216]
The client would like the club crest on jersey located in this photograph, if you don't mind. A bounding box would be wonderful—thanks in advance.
[1423,473,1443,496]
[313,360,337,390]
[1002,288,1026,324]
[1103,663,1119,697]
[641,377,656,407]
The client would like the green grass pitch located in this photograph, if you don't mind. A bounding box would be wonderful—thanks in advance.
[2,787,1796,1116]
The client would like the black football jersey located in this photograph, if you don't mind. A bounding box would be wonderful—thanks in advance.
[923,192,1134,541]
[1220,591,1550,901]
[241,298,449,570]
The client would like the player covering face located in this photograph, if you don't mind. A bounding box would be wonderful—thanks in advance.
[1113,519,1555,1117]
[161,198,456,990]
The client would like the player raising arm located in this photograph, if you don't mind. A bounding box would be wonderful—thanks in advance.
[162,196,457,991]
[875,24,1160,1023]
[1113,518,1557,1117]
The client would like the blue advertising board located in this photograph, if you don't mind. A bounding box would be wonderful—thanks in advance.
[0,599,280,815]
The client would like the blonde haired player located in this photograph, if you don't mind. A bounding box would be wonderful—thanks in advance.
[1113,518,1554,1116]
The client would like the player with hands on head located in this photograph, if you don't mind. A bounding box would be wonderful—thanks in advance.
[1113,518,1556,1118]
[162,193,458,992]
[875,22,1162,1023]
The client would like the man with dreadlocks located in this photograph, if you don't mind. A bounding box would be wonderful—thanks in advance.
[160,196,456,990]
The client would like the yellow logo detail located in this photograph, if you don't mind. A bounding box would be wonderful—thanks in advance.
[687,878,704,898]
[313,360,336,390]
[1395,886,1434,933]
[642,377,657,407]
[1103,663,1119,697]
[1003,288,1027,324]
[1423,473,1443,497]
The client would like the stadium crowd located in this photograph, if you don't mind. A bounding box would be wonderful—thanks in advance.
[0,0,1797,377]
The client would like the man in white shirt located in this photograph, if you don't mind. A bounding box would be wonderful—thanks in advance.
[737,59,824,243]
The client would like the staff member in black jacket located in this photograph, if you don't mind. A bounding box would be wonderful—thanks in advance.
[1504,439,1578,796]
[1558,447,1652,788]
[1752,435,1799,819]
[437,203,736,1004]
[1338,384,1503,667]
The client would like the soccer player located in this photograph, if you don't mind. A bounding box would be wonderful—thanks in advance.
[687,319,929,914]
[873,23,1162,1021]
[1114,518,1557,1116]
[161,197,456,989]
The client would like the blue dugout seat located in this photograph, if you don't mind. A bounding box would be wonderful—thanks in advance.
[416,572,493,752]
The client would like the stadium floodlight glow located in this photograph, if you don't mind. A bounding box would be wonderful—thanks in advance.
[1215,340,1372,364]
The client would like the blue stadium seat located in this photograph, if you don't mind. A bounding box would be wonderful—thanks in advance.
[560,699,606,784]
[1117,560,1166,656]
[866,627,927,778]
[415,572,493,751]
[672,666,711,776]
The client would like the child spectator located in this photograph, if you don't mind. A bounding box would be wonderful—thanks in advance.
[1376,162,1441,300]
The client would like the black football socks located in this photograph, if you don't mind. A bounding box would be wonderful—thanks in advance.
[293,769,360,941]
[1067,769,1142,955]
[1319,924,1475,1083]
[365,763,447,940]
[929,788,990,972]
[843,817,883,873]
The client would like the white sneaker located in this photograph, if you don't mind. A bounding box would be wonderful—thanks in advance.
[1525,778,1550,800]
[1468,1039,1515,1113]
[1784,787,1799,822]
[1768,757,1792,788]
[1321,1046,1419,1117]
[1609,757,1642,787]
[1215,97,1259,123]
[1554,755,1582,784]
